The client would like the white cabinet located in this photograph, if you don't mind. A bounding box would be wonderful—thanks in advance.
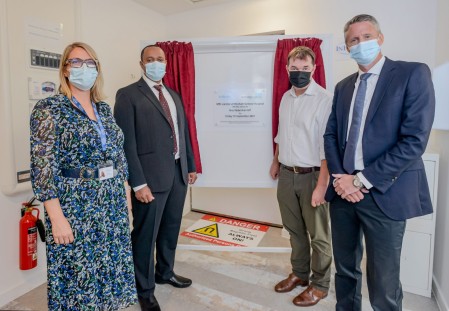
[400,153,439,297]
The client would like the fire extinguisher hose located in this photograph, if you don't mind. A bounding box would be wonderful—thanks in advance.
[36,218,45,242]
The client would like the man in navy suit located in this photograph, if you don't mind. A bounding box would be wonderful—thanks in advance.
[324,14,435,311]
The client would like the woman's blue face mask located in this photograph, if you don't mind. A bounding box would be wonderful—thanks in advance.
[69,64,98,91]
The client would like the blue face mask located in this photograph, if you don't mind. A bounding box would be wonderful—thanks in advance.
[145,61,166,82]
[349,39,381,66]
[69,65,98,91]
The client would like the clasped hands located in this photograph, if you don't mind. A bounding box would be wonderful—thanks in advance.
[332,173,369,203]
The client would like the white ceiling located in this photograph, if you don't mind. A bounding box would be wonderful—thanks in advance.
[133,0,237,15]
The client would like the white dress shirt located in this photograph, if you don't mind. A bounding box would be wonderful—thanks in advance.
[347,56,386,188]
[274,79,332,167]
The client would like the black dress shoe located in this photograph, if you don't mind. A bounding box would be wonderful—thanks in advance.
[138,295,161,311]
[155,273,192,288]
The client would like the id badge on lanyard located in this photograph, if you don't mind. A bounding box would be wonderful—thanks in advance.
[72,97,113,181]
[98,160,114,181]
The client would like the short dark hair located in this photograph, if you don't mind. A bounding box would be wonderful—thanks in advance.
[344,14,382,35]
[140,44,159,61]
[287,46,316,65]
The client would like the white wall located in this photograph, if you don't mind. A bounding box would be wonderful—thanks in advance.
[429,0,449,309]
[78,0,166,100]
[430,129,449,310]
[165,0,436,87]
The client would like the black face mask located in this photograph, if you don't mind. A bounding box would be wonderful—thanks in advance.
[289,71,311,88]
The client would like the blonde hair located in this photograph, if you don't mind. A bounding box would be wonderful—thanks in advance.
[287,46,316,65]
[58,42,105,102]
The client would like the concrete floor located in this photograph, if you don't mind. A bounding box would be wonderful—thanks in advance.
[1,212,440,311]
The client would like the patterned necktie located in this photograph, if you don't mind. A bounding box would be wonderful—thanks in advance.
[343,73,372,174]
[154,85,178,154]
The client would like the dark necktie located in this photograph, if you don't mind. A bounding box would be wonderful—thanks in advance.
[343,73,372,174]
[154,85,178,154]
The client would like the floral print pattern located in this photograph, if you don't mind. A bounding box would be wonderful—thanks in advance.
[30,94,137,310]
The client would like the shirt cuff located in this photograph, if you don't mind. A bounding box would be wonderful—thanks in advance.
[133,183,147,192]
[357,172,373,190]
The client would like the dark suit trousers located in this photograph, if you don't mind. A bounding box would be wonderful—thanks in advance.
[131,161,187,299]
[330,193,406,311]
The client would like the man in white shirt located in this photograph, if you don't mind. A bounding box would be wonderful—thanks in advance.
[270,46,332,307]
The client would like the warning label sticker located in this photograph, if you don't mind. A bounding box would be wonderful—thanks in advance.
[181,214,269,247]
[193,223,219,238]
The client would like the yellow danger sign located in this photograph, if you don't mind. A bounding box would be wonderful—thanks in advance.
[193,223,219,238]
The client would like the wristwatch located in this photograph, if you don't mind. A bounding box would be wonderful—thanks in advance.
[353,175,364,189]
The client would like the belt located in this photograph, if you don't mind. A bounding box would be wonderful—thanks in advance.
[175,158,180,164]
[280,164,320,174]
[61,162,116,180]
[61,167,99,180]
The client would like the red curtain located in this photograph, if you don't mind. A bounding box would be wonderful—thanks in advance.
[272,38,326,152]
[156,41,202,173]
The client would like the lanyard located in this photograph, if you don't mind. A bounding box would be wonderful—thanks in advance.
[72,96,107,152]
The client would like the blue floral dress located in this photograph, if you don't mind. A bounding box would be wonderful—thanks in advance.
[30,94,137,310]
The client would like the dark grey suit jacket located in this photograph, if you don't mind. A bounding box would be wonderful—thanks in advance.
[114,78,196,192]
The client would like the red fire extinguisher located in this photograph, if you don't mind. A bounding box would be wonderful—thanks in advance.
[20,197,44,270]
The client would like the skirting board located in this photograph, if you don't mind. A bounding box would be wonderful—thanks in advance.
[178,244,291,253]
[433,278,449,311]
[0,272,46,307]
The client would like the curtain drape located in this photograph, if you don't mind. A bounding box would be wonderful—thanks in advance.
[156,41,202,173]
[271,38,326,152]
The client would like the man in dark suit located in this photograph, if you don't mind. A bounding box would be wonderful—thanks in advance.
[114,45,197,311]
[324,14,435,311]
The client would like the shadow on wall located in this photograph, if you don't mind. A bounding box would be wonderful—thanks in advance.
[433,62,449,130]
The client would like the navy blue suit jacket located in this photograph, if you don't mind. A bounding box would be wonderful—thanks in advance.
[324,58,435,220]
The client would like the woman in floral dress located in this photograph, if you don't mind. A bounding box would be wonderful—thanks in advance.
[30,42,137,310]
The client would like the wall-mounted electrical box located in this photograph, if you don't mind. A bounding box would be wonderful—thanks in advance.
[30,49,61,70]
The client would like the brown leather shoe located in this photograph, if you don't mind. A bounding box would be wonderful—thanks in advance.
[274,273,309,293]
[293,285,328,307]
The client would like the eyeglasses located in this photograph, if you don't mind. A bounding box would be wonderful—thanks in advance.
[65,58,98,68]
